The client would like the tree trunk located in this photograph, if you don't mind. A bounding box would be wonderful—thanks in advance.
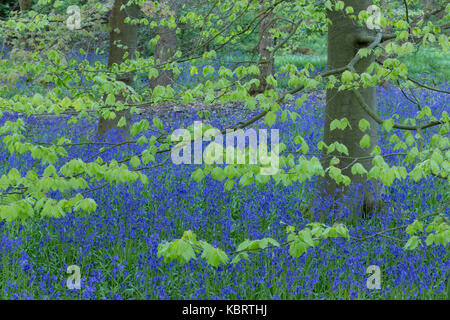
[322,0,380,217]
[16,0,32,50]
[18,0,32,11]
[424,0,436,11]
[152,0,177,88]
[423,0,445,21]
[97,0,138,138]
[249,0,274,95]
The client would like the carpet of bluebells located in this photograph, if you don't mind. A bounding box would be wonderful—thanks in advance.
[0,50,449,299]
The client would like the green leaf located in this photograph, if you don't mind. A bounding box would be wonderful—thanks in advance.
[404,235,421,250]
[425,233,435,246]
[153,117,163,131]
[190,66,198,76]
[157,239,196,264]
[299,229,315,247]
[211,167,226,181]
[335,224,350,239]
[295,94,308,108]
[351,163,367,175]
[406,220,423,236]
[335,143,349,155]
[256,238,280,249]
[266,75,277,87]
[53,0,64,8]
[359,119,371,132]
[281,110,288,122]
[224,179,235,191]
[152,86,165,99]
[181,230,197,242]
[130,156,141,168]
[202,66,215,76]
[75,198,97,213]
[239,172,254,187]
[148,68,159,79]
[322,226,339,238]
[265,111,277,127]
[383,118,395,132]
[335,1,344,10]
[231,252,249,264]
[117,116,127,128]
[341,70,353,83]
[236,239,252,252]
[191,168,205,182]
[31,93,44,106]
[360,134,371,148]
[289,239,308,258]
[201,242,229,267]
[255,173,270,184]
[330,119,340,131]
[105,93,116,106]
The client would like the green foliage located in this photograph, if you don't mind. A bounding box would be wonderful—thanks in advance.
[0,0,448,280]
[157,230,229,267]
[0,0,16,18]
[403,214,450,250]
[157,223,352,268]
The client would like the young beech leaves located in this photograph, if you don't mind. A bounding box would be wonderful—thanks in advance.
[158,223,353,268]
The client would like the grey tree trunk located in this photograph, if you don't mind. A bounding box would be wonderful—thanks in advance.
[16,0,33,50]
[152,0,177,88]
[424,0,436,11]
[97,0,138,138]
[250,1,274,95]
[322,0,380,216]
[423,0,445,21]
[18,0,32,11]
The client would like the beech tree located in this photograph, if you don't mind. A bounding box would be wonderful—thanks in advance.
[18,0,32,11]
[151,0,178,88]
[97,0,139,137]
[249,0,275,95]
[322,0,381,212]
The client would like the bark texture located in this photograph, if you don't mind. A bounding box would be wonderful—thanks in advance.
[424,0,436,11]
[18,0,31,11]
[249,1,274,95]
[152,0,177,88]
[97,0,138,138]
[322,0,380,215]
